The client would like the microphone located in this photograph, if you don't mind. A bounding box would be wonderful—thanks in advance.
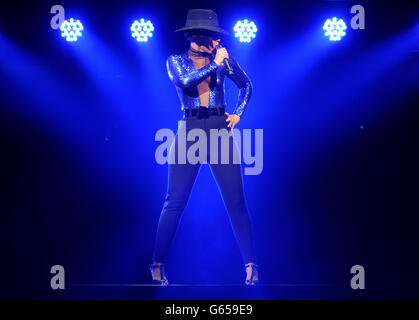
[217,45,233,75]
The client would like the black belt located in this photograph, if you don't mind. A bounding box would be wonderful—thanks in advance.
[184,106,225,119]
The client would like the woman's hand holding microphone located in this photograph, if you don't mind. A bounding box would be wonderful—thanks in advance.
[214,46,229,66]
[214,46,240,129]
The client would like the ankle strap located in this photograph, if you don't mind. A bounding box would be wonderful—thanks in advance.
[245,263,258,268]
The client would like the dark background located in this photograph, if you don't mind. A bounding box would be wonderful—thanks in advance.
[0,0,418,299]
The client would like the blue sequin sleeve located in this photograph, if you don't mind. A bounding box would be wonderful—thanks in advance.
[166,54,219,89]
[226,56,253,117]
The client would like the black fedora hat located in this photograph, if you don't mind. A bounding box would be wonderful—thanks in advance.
[175,9,229,35]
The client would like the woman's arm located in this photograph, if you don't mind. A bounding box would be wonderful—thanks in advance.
[166,54,218,88]
[226,56,253,118]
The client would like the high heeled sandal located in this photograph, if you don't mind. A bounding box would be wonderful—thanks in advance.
[245,263,259,286]
[150,263,169,285]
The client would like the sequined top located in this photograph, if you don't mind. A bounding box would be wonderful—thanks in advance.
[166,50,252,117]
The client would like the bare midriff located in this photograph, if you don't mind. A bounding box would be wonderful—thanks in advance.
[188,52,211,108]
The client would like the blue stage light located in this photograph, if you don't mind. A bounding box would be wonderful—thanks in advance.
[233,19,257,43]
[131,19,154,42]
[60,18,84,42]
[323,17,347,41]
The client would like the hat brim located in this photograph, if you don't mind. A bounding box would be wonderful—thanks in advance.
[175,26,229,35]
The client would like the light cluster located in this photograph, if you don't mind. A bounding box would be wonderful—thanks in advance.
[60,18,84,42]
[57,16,351,44]
[323,17,347,41]
[131,19,154,42]
[233,19,258,43]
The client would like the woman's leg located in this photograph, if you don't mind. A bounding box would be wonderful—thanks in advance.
[206,115,256,265]
[152,134,201,263]
[209,160,256,264]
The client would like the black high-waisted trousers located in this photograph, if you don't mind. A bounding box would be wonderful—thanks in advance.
[152,113,256,264]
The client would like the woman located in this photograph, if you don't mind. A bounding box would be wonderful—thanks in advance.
[151,9,258,285]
